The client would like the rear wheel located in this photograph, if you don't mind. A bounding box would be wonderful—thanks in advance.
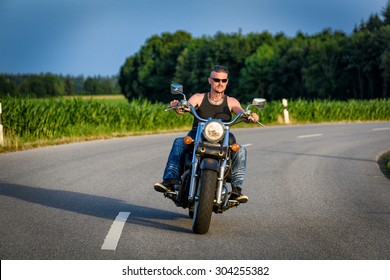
[192,169,217,234]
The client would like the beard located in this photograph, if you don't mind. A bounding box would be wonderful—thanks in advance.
[214,85,225,94]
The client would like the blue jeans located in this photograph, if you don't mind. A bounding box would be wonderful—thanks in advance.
[162,136,247,189]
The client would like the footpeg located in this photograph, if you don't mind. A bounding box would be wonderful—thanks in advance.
[227,200,240,207]
[164,191,177,200]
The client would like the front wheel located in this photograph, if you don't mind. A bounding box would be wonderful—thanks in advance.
[192,169,217,234]
[188,207,194,219]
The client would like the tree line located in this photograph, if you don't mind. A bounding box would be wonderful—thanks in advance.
[119,2,390,103]
[0,74,120,98]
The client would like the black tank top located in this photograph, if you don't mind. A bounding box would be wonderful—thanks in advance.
[191,93,232,130]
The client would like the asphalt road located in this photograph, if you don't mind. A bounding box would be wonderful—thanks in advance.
[1,122,389,260]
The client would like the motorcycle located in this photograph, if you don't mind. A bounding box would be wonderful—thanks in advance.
[162,83,266,234]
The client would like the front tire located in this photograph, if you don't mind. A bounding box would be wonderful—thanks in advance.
[192,169,217,234]
[189,207,194,219]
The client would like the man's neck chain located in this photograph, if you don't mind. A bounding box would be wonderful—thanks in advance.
[208,92,224,105]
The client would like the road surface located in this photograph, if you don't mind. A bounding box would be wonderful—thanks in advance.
[1,122,389,259]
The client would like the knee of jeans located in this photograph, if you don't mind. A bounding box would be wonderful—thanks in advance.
[233,145,247,159]
[173,137,186,147]
[239,146,247,157]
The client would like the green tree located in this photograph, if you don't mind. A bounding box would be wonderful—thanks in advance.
[173,36,215,94]
[303,30,348,99]
[173,31,275,98]
[44,74,65,96]
[266,33,308,100]
[83,77,99,94]
[239,44,277,101]
[64,76,74,96]
[366,14,384,31]
[378,26,390,97]
[120,30,192,102]
[19,74,64,97]
[20,76,42,97]
[0,76,18,97]
[382,0,390,25]
[345,31,366,99]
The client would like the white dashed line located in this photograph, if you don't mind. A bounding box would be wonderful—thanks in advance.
[101,211,130,250]
[372,127,390,131]
[297,133,323,139]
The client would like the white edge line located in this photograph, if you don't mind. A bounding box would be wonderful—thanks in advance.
[372,127,390,131]
[297,133,323,139]
[101,211,131,251]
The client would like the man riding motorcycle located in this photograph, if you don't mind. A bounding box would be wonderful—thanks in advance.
[154,65,259,203]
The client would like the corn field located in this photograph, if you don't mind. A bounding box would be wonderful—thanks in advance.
[0,97,389,150]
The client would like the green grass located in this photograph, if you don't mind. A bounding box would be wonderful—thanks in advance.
[0,96,192,152]
[0,96,389,152]
[285,99,390,123]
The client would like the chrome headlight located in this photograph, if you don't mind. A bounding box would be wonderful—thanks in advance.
[203,121,225,143]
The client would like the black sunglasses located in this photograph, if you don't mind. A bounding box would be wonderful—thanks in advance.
[210,77,228,83]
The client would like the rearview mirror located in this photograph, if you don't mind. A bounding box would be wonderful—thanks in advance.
[171,84,183,95]
[251,98,266,109]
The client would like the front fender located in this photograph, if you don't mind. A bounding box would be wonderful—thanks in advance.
[200,158,219,172]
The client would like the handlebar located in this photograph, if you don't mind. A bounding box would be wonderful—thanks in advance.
[166,100,265,127]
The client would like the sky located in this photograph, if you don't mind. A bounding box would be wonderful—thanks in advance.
[0,0,388,77]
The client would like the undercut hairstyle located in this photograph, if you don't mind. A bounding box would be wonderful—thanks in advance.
[211,65,229,75]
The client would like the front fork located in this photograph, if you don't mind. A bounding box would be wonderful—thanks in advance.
[188,157,227,204]
[188,126,230,205]
[187,124,204,203]
[216,160,227,204]
[188,154,199,203]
